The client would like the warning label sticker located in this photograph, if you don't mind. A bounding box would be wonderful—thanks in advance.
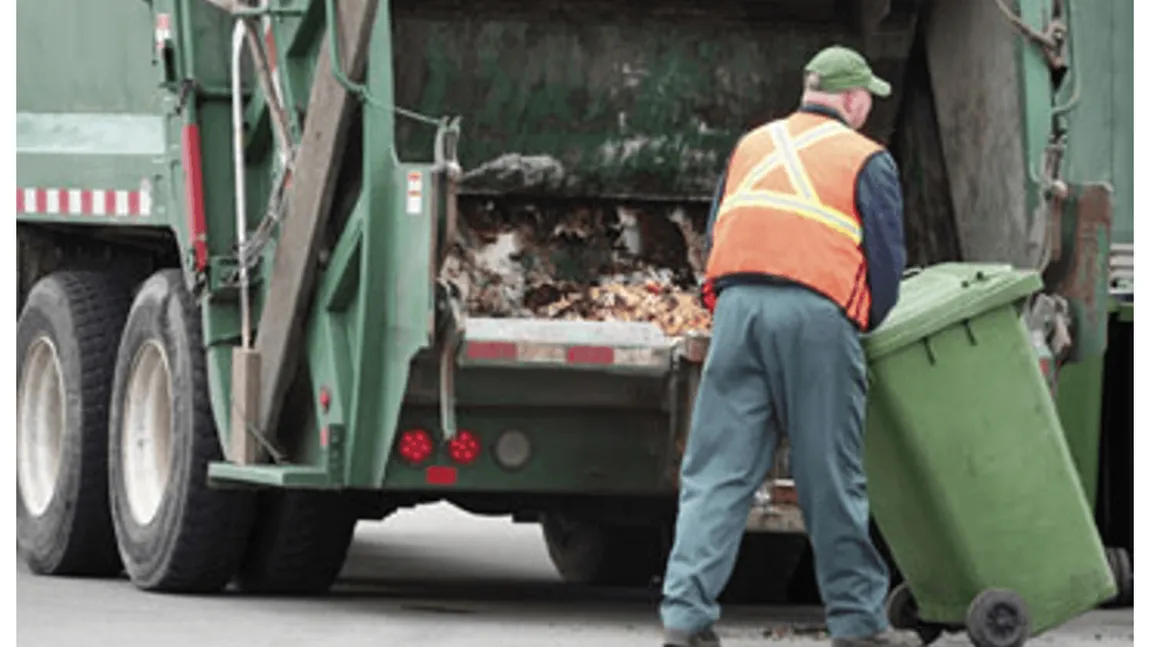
[406,171,422,215]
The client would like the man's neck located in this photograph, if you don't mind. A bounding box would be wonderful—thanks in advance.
[798,102,849,126]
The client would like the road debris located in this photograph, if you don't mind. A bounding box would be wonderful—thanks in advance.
[761,624,830,641]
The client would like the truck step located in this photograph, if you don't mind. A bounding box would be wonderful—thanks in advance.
[207,462,333,489]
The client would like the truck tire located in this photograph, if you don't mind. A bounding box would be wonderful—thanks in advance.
[541,514,668,588]
[720,533,808,604]
[107,269,255,593]
[17,271,132,577]
[236,491,358,594]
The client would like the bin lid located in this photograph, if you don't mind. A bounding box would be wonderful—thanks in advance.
[863,263,1043,360]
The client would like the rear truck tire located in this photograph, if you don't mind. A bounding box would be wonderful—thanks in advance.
[1102,546,1133,608]
[17,271,133,577]
[885,582,943,645]
[965,589,1030,647]
[236,490,359,594]
[107,269,256,593]
[541,514,669,588]
[720,533,809,604]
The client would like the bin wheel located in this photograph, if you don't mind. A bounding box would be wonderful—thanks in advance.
[885,583,943,645]
[966,589,1030,647]
[1102,547,1133,608]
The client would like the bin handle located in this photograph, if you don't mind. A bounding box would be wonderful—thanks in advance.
[902,267,923,279]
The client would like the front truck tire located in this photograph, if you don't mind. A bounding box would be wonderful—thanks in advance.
[17,271,133,577]
[236,491,359,594]
[107,269,255,593]
[541,514,670,588]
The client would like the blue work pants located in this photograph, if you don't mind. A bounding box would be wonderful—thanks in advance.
[660,282,890,639]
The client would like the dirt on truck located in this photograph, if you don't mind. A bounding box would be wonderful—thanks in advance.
[16,0,1132,609]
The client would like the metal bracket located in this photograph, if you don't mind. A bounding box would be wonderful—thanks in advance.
[437,281,466,441]
[991,0,1068,70]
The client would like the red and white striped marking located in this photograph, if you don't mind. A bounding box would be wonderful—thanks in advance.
[17,187,152,217]
[462,341,669,369]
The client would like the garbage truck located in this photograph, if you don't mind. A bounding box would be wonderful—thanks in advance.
[16,0,1132,606]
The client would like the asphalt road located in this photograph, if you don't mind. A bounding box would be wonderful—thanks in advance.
[17,502,1135,647]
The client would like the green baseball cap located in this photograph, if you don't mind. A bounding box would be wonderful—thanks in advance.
[804,45,891,97]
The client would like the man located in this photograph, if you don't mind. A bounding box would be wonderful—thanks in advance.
[659,46,916,647]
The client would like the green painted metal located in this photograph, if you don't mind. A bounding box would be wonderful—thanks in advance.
[864,263,1115,634]
[390,1,918,199]
[15,0,175,228]
[382,408,674,494]
[1061,0,1134,247]
[16,0,158,113]
[1014,0,1056,238]
[1055,356,1105,508]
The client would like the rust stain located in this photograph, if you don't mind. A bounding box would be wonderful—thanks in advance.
[1055,185,1112,333]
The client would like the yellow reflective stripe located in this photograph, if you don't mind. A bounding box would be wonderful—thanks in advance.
[717,190,862,244]
[768,122,818,200]
[734,121,845,194]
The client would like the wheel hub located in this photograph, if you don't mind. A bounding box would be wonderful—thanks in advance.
[17,336,67,517]
[121,339,175,526]
[988,603,1021,638]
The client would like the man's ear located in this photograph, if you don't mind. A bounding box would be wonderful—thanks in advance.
[843,88,860,112]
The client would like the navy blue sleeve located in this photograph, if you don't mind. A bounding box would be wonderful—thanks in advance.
[855,150,907,331]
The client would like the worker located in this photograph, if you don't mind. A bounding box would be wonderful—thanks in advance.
[659,45,915,647]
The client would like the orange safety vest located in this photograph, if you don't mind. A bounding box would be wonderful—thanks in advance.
[705,110,883,330]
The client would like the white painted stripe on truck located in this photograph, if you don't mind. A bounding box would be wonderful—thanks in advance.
[115,190,130,216]
[17,112,167,156]
[22,189,37,214]
[68,189,82,215]
[140,188,153,218]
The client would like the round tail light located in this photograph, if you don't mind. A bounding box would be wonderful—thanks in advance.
[448,430,480,465]
[397,429,434,464]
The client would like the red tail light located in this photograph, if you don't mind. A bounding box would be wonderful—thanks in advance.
[398,429,434,464]
[448,430,480,465]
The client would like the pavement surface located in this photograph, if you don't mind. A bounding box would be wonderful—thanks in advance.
[17,502,1135,647]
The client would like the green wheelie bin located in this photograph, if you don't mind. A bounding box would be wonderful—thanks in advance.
[861,263,1117,647]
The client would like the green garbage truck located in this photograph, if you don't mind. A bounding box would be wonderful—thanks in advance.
[16,0,1132,608]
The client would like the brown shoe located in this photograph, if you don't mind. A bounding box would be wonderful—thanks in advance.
[663,626,721,647]
[830,628,923,647]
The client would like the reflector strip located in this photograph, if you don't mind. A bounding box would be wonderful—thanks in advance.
[155,13,172,52]
[465,341,518,361]
[463,341,668,369]
[425,465,458,486]
[566,346,613,365]
[17,186,152,217]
